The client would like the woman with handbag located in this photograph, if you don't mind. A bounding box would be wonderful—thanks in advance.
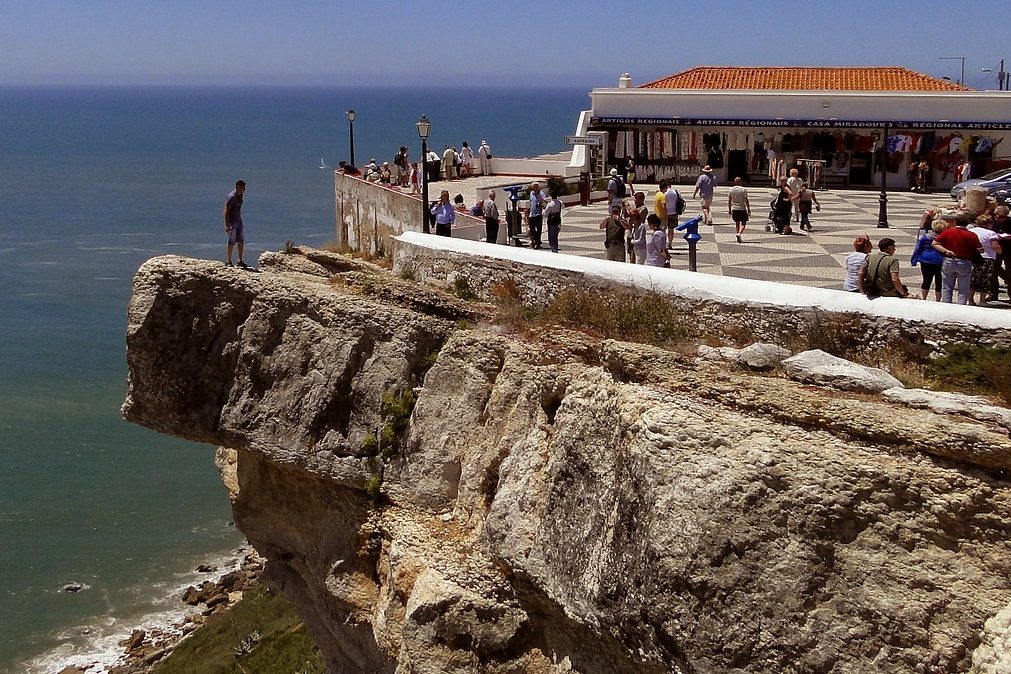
[909,222,946,301]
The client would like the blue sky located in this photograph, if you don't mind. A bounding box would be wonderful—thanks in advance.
[2,0,1008,88]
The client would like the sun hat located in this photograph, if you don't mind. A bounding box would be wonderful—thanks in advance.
[702,165,713,172]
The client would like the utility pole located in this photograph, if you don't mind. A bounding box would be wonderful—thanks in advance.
[982,60,1008,90]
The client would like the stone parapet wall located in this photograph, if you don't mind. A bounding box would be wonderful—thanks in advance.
[334,173,485,256]
[394,231,1011,352]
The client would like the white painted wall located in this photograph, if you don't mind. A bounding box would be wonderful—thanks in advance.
[397,230,1011,330]
[589,89,1011,126]
[490,157,578,177]
[567,110,595,173]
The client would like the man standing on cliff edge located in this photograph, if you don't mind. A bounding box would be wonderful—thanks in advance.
[224,179,247,268]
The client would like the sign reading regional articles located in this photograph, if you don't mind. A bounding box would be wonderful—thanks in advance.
[565,135,603,146]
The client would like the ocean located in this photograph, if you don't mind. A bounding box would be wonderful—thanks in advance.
[0,84,589,672]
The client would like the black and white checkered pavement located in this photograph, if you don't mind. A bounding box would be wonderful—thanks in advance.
[555,185,945,290]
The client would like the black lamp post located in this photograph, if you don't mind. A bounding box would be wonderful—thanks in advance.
[417,115,431,234]
[878,124,889,228]
[347,109,356,166]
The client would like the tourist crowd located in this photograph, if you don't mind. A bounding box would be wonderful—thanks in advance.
[338,152,1011,306]
[338,140,493,188]
[848,205,1010,305]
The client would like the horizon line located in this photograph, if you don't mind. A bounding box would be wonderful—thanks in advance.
[0,81,598,90]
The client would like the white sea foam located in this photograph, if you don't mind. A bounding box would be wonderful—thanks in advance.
[23,547,252,674]
[75,246,139,253]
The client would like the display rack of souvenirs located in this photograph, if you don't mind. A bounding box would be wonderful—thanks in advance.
[796,158,827,189]
[607,127,1003,186]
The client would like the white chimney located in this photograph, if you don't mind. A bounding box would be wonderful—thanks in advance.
[618,73,632,88]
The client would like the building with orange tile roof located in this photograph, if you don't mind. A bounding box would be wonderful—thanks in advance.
[570,67,1011,191]
[638,66,971,92]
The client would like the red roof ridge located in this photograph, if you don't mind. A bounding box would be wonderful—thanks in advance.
[637,66,972,92]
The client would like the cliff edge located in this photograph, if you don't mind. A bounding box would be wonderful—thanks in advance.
[123,249,1011,674]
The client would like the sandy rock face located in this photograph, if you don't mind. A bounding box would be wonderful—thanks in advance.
[124,252,1011,674]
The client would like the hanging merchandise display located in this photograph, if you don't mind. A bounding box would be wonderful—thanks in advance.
[592,116,1009,191]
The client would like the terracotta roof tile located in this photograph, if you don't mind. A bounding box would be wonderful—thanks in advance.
[639,67,971,92]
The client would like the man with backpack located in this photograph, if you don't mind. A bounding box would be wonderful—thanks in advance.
[607,168,626,210]
[857,238,910,299]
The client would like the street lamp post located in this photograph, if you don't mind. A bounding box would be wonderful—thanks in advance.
[878,124,889,228]
[939,56,966,85]
[417,115,431,234]
[347,110,356,166]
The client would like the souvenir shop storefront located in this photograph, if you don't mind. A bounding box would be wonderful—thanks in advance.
[579,71,1011,190]
[588,117,1010,190]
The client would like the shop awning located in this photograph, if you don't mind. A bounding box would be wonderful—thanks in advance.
[589,116,1011,131]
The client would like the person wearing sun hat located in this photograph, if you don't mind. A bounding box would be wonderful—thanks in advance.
[478,140,492,176]
[693,164,717,225]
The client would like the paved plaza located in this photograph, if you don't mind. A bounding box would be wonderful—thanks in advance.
[437,175,947,291]
[553,183,941,291]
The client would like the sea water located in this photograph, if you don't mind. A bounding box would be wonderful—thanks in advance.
[0,85,588,672]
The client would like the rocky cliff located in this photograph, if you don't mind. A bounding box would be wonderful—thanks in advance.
[123,249,1011,674]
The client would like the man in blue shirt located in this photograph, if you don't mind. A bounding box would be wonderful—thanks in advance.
[693,165,717,225]
[223,179,247,268]
[431,190,456,237]
[524,181,547,249]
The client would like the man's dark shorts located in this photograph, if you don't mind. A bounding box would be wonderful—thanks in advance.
[227,222,244,244]
[732,209,749,223]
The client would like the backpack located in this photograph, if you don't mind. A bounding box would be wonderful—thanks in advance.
[674,190,687,215]
[393,153,403,168]
[612,176,627,199]
[862,254,884,299]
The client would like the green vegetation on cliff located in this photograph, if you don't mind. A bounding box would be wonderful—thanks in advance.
[153,586,323,674]
[925,344,1011,405]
